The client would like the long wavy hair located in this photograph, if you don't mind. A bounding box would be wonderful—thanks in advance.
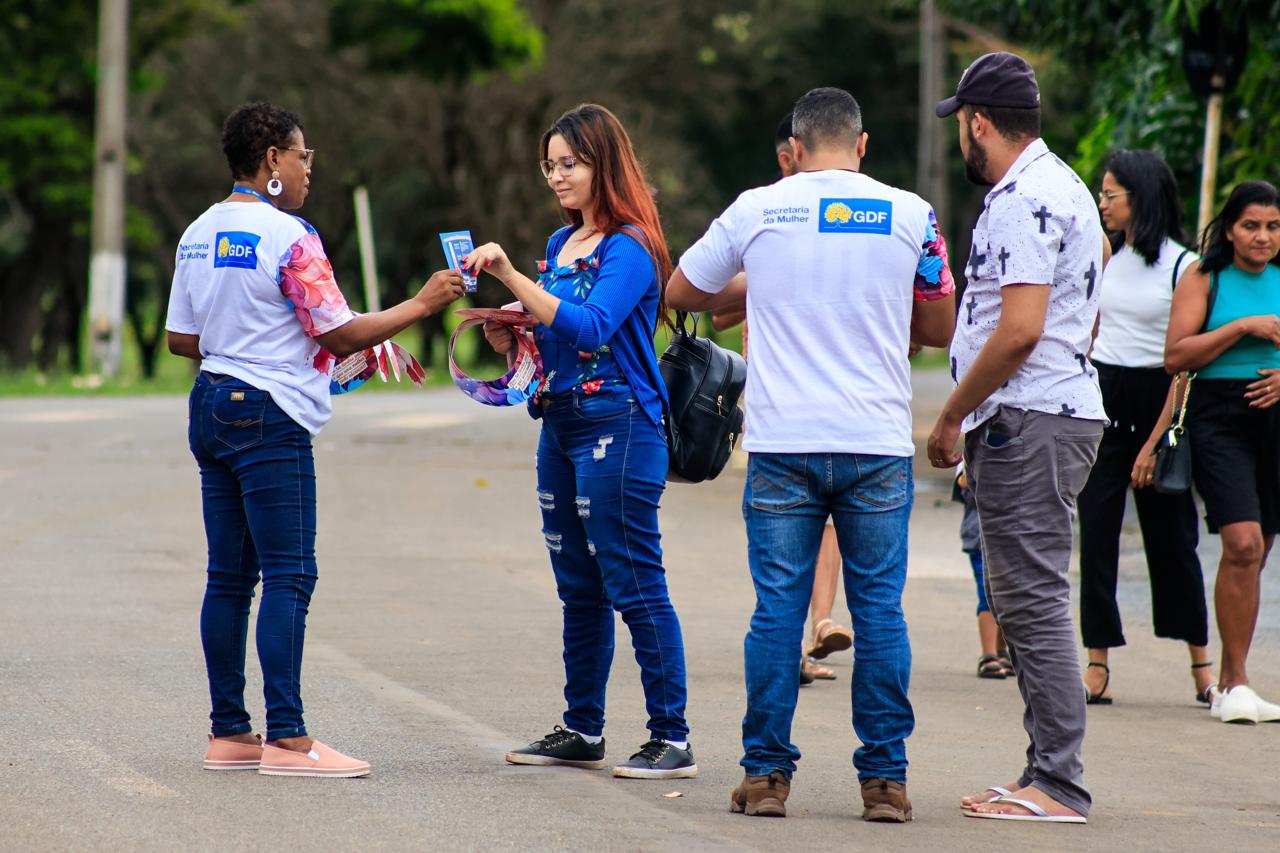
[1197,180,1280,274]
[539,104,673,328]
[1104,149,1187,265]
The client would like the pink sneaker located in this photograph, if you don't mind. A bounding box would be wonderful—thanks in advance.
[258,740,371,778]
[203,734,263,770]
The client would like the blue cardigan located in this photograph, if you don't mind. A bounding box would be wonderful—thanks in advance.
[533,224,669,432]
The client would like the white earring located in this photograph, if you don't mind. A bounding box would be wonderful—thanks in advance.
[267,171,283,197]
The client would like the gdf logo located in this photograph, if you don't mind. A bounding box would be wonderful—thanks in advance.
[818,199,893,235]
[850,210,888,224]
[213,231,261,269]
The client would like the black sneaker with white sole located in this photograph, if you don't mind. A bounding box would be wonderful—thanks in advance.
[505,726,606,769]
[612,740,698,779]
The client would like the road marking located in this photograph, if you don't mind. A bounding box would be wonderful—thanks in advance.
[367,413,475,431]
[1,410,126,424]
[306,642,745,849]
[46,738,179,799]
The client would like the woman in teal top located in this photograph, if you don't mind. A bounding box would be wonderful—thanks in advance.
[1166,180,1280,725]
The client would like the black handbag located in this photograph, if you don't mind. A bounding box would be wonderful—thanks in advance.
[1151,267,1218,495]
[1152,371,1193,494]
[658,311,747,483]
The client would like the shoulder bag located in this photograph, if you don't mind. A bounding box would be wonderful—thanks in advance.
[1151,267,1218,494]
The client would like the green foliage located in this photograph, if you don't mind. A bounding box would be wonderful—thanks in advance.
[329,0,542,78]
[940,0,1280,210]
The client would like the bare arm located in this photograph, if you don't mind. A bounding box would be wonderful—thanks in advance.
[1164,266,1280,374]
[666,267,747,314]
[167,332,201,360]
[910,294,956,348]
[927,284,1050,466]
[316,269,465,358]
[709,273,749,330]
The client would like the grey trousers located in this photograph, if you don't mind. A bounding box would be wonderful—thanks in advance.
[965,406,1102,817]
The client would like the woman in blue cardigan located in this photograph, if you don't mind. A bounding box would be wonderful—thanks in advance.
[465,104,695,779]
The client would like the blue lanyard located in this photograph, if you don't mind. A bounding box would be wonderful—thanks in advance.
[231,186,275,206]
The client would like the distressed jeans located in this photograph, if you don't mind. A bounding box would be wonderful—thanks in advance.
[188,373,318,742]
[740,452,914,782]
[536,392,689,740]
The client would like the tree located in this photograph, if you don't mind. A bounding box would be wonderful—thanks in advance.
[939,0,1280,219]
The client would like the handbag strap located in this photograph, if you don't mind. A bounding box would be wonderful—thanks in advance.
[1200,269,1220,334]
[1170,370,1194,436]
[1171,248,1191,290]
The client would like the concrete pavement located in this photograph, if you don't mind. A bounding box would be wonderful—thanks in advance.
[0,371,1277,851]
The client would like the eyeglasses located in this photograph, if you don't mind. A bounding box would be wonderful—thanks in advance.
[539,157,578,179]
[1097,189,1130,203]
[286,147,316,169]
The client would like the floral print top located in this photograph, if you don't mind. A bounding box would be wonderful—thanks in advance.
[534,246,629,397]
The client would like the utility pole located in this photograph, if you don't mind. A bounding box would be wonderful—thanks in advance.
[1197,85,1224,237]
[352,186,382,312]
[87,0,129,377]
[917,0,948,230]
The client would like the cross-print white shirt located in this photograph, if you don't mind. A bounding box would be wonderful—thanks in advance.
[950,138,1106,431]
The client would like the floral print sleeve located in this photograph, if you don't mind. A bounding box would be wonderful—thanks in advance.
[279,232,353,336]
[914,208,955,302]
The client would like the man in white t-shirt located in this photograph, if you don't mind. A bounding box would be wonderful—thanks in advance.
[668,87,955,822]
[927,52,1108,825]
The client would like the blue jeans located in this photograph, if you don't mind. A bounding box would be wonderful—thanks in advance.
[536,392,689,740]
[969,550,990,615]
[188,373,318,742]
[741,452,914,782]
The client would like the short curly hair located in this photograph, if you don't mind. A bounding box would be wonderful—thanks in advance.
[221,102,303,181]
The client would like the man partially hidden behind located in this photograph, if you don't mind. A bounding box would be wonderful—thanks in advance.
[668,87,955,822]
[928,52,1109,825]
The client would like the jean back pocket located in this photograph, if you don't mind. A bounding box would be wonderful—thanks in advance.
[748,454,811,512]
[211,386,267,451]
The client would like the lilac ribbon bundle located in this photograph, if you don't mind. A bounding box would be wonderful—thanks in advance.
[448,307,546,406]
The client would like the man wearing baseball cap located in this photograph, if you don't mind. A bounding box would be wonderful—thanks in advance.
[928,52,1110,825]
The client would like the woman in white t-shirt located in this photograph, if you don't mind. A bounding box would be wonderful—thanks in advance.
[1077,149,1214,705]
[166,102,464,777]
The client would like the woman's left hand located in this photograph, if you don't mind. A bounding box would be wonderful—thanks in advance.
[1131,440,1158,489]
[1245,368,1280,409]
[463,242,515,287]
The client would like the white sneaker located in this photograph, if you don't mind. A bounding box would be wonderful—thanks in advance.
[1210,687,1223,719]
[1219,685,1260,724]
[1252,689,1280,723]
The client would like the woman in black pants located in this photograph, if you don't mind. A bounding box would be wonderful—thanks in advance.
[1078,150,1215,705]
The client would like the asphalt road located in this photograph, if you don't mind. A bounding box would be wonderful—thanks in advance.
[0,370,1277,851]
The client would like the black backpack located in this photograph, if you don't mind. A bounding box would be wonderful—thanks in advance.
[659,312,747,483]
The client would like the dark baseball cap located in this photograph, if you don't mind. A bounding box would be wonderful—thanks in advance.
[936,51,1040,118]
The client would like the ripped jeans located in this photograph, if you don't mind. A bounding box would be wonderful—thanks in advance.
[535,391,689,741]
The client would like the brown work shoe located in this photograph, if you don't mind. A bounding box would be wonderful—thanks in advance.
[861,777,912,822]
[730,770,790,817]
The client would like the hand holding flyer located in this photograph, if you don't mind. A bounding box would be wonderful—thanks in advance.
[330,340,426,394]
[448,308,546,406]
[440,230,478,293]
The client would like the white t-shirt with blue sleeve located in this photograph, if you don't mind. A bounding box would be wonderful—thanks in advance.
[679,169,954,456]
[165,201,354,435]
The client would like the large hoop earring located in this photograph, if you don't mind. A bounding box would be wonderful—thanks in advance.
[267,171,283,197]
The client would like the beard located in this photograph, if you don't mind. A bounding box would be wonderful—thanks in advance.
[962,123,992,186]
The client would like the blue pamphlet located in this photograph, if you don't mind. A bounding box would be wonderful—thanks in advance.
[440,230,478,293]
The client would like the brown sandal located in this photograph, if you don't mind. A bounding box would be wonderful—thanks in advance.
[807,618,853,660]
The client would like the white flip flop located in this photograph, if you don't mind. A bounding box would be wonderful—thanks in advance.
[960,785,1012,811]
[964,795,1087,824]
